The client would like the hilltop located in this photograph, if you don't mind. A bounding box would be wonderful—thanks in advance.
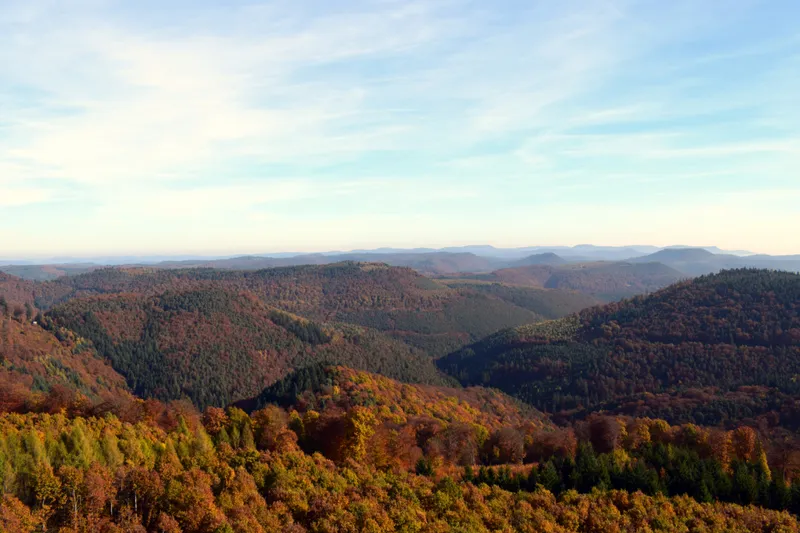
[630,247,744,276]
[48,286,452,408]
[439,269,800,426]
[639,247,718,262]
[246,365,548,430]
[510,252,567,267]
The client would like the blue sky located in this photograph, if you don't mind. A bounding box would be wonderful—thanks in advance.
[1,0,799,257]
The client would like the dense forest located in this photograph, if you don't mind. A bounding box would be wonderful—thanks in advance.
[3,367,800,531]
[3,267,800,530]
[44,287,451,408]
[1,263,594,358]
[0,274,38,309]
[3,365,800,531]
[437,280,599,319]
[439,270,800,427]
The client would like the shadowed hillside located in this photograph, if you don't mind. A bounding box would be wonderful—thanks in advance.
[439,269,800,427]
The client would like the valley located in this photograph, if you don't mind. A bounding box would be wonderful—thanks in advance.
[2,260,800,531]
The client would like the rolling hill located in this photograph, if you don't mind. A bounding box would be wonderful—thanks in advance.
[127,251,502,275]
[10,262,598,357]
[438,269,800,426]
[472,261,684,301]
[5,268,800,530]
[47,286,453,408]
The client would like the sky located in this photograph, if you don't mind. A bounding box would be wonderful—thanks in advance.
[1,0,799,258]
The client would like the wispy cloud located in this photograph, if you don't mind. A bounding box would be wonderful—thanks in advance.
[1,1,459,187]
[1,0,799,255]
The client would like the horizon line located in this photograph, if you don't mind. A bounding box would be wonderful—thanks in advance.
[4,243,797,264]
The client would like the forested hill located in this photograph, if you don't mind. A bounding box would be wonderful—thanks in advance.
[6,270,800,530]
[246,364,547,426]
[0,312,131,409]
[439,269,800,426]
[246,365,549,429]
[47,287,452,408]
[580,268,800,345]
[0,272,37,309]
[471,261,684,301]
[10,262,595,357]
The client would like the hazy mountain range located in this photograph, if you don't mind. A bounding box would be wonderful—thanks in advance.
[2,244,798,283]
[0,243,757,265]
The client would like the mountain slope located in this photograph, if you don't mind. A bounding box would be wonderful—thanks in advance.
[439,269,800,425]
[48,286,453,408]
[0,272,37,309]
[0,314,130,408]
[437,280,599,318]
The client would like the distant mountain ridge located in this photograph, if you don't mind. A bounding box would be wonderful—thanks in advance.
[10,244,800,283]
[631,247,800,276]
[0,243,760,272]
[469,261,684,301]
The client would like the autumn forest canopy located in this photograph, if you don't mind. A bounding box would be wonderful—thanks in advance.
[1,263,800,532]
